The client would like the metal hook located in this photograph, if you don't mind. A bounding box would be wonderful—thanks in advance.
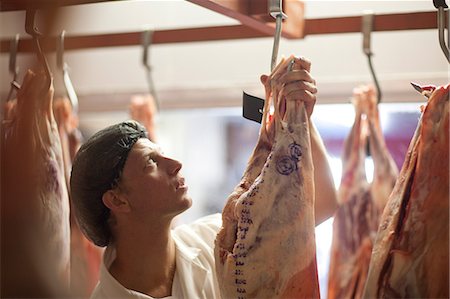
[142,29,160,111]
[25,9,52,90]
[57,30,79,114]
[362,11,382,103]
[241,0,287,124]
[6,34,21,102]
[434,0,450,63]
[269,0,287,72]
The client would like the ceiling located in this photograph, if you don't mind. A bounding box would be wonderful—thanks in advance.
[0,0,448,111]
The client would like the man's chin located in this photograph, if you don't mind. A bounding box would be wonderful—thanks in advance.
[183,196,193,210]
[176,195,193,213]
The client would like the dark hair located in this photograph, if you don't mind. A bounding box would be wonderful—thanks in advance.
[70,120,147,247]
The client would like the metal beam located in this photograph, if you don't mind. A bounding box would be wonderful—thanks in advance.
[304,11,440,35]
[0,11,439,53]
[0,25,269,53]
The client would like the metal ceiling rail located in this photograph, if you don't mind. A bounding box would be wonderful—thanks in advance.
[1,0,305,38]
[0,25,269,53]
[0,10,441,53]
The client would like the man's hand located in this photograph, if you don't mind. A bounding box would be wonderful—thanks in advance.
[260,56,317,118]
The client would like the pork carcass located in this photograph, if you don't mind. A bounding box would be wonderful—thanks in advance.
[328,86,398,299]
[215,57,320,298]
[1,70,70,297]
[53,97,103,297]
[363,84,449,298]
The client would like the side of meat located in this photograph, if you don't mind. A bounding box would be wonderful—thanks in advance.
[129,94,158,142]
[54,97,103,297]
[363,87,399,211]
[328,86,398,299]
[336,87,369,205]
[215,61,279,275]
[1,70,70,297]
[215,57,320,298]
[328,88,371,299]
[363,84,449,298]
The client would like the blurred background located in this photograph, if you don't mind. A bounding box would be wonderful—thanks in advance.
[1,1,447,297]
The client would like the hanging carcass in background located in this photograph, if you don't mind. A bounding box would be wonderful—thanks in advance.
[363,84,449,298]
[53,98,81,184]
[215,57,320,298]
[328,86,398,299]
[53,97,103,297]
[129,94,158,142]
[1,70,70,297]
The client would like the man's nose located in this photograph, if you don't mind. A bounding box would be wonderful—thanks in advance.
[167,158,182,175]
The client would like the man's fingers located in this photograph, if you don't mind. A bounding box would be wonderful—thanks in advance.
[292,56,311,72]
[284,89,316,103]
[277,69,315,84]
[260,74,269,85]
[281,81,317,96]
[284,90,316,117]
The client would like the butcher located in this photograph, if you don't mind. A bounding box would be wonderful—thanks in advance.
[70,56,337,298]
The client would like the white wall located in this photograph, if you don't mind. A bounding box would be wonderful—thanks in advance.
[1,0,448,108]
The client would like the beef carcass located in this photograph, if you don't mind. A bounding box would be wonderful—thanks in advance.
[53,97,103,297]
[328,86,398,299]
[363,84,449,298]
[215,57,320,298]
[1,70,70,297]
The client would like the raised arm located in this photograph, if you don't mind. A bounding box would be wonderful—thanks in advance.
[309,120,338,225]
[283,56,337,225]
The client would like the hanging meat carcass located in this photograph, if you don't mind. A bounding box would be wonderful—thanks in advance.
[53,97,103,297]
[53,98,79,185]
[1,70,70,297]
[129,94,157,142]
[363,84,449,298]
[327,86,398,299]
[215,57,320,298]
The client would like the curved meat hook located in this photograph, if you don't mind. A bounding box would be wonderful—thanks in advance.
[362,12,382,104]
[25,9,52,91]
[142,29,160,111]
[434,0,450,63]
[6,34,21,102]
[57,30,79,114]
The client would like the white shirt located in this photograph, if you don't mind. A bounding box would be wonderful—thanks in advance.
[90,213,222,299]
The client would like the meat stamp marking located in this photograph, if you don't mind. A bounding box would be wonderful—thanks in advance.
[276,142,302,175]
[233,143,301,298]
[234,165,262,299]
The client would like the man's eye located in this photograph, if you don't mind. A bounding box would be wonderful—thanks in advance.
[148,157,157,165]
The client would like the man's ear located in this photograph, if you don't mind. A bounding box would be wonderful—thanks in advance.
[102,190,131,213]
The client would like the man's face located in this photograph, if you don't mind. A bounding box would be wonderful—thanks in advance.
[118,138,192,220]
